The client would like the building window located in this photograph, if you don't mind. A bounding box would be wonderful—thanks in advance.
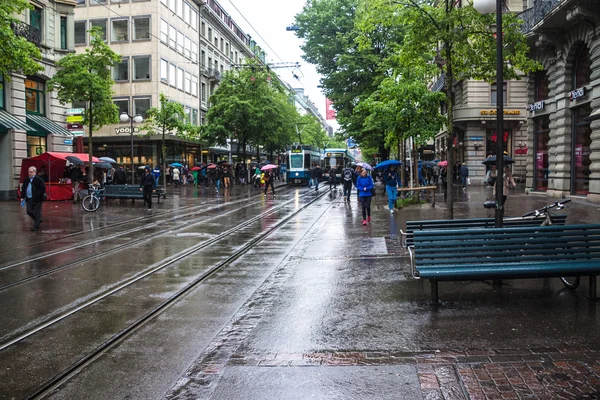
[490,82,507,106]
[235,51,238,63]
[191,75,198,97]
[214,37,218,48]
[169,25,176,48]
[27,136,47,157]
[30,6,42,31]
[176,0,182,15]
[169,63,176,86]
[112,0,128,3]
[192,109,198,125]
[201,50,205,67]
[201,82,206,101]
[160,19,168,44]
[573,44,591,90]
[201,22,205,36]
[184,36,191,58]
[160,59,168,83]
[208,28,212,42]
[177,68,184,91]
[225,42,229,58]
[76,0,86,5]
[183,2,190,24]
[133,56,150,80]
[133,16,150,40]
[111,19,129,42]
[114,98,129,116]
[191,10,197,30]
[184,72,191,93]
[134,97,151,118]
[90,19,107,41]
[60,16,67,49]
[191,42,198,62]
[0,74,4,110]
[534,71,549,102]
[168,0,175,12]
[113,57,129,82]
[91,0,107,4]
[160,0,166,5]
[74,21,86,45]
[25,79,45,115]
[177,31,184,53]
[220,38,224,52]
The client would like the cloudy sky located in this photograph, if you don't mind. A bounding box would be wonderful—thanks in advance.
[223,0,332,124]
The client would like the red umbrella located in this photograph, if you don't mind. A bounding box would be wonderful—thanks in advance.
[437,160,448,167]
[206,164,217,169]
[191,166,202,171]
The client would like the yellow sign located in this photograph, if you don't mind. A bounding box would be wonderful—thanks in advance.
[480,110,521,115]
[66,115,83,123]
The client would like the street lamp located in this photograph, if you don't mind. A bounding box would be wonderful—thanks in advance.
[120,112,144,184]
[474,0,504,227]
[226,138,232,164]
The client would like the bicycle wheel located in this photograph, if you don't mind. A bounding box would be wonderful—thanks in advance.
[560,276,580,289]
[81,195,100,212]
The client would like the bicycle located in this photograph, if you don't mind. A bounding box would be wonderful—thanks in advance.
[516,199,579,289]
[81,184,104,212]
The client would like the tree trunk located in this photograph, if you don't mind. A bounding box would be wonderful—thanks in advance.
[88,101,93,184]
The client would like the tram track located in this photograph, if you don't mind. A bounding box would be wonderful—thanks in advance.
[1,188,332,400]
[0,187,324,352]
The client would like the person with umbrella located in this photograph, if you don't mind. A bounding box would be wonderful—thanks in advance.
[263,168,275,196]
[214,164,223,194]
[140,166,156,210]
[172,166,180,187]
[384,166,401,214]
[356,168,374,225]
[493,165,516,218]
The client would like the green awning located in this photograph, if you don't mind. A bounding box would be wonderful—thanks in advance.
[26,114,73,136]
[0,110,34,131]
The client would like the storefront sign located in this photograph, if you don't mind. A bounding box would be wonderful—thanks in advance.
[480,110,521,115]
[71,131,85,136]
[63,139,73,145]
[66,115,83,123]
[114,126,140,135]
[575,144,583,167]
[470,136,483,141]
[66,108,84,115]
[570,87,586,101]
[528,101,545,112]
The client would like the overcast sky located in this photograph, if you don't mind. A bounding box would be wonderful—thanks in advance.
[223,0,334,127]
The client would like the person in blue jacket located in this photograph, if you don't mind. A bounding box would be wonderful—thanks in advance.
[356,169,374,225]
[384,166,400,214]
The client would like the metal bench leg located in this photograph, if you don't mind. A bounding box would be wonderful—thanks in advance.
[590,276,597,299]
[431,280,438,304]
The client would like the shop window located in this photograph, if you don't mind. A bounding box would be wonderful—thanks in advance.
[111,19,128,42]
[133,16,150,40]
[485,128,510,157]
[74,21,86,45]
[113,57,129,82]
[169,63,176,86]
[534,71,549,101]
[169,25,176,48]
[134,97,151,118]
[160,59,168,83]
[160,19,168,44]
[25,79,45,115]
[60,16,68,49]
[27,136,47,158]
[0,74,4,110]
[90,19,107,41]
[133,56,150,80]
[533,117,550,191]
[114,98,129,116]
[571,106,592,195]
[490,82,507,106]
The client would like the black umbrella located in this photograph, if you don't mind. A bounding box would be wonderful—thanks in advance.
[93,162,113,169]
[66,156,84,166]
[481,155,514,166]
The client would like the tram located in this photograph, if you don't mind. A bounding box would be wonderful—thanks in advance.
[285,145,322,185]
[322,148,356,183]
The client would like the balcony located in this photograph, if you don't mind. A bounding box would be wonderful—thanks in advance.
[203,67,221,82]
[519,0,562,33]
[431,73,445,93]
[11,22,41,47]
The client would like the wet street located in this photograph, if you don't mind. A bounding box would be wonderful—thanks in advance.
[1,182,600,399]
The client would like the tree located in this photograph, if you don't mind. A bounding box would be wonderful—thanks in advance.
[48,27,121,182]
[204,59,298,162]
[355,0,541,217]
[0,0,43,81]
[141,92,195,189]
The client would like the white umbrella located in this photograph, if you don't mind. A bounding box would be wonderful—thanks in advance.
[99,156,117,164]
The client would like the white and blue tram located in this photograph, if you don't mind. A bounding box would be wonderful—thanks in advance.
[322,148,356,183]
[285,145,322,185]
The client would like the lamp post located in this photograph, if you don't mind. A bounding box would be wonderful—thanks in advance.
[474,0,504,227]
[120,112,144,184]
[226,138,232,165]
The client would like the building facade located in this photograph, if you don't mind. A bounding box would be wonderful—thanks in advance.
[523,0,600,203]
[1,0,77,200]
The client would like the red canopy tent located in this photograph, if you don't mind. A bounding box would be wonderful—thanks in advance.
[19,152,101,200]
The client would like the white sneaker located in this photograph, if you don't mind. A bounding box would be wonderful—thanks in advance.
[390,209,394,214]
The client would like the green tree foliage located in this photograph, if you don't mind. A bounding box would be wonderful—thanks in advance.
[0,0,43,81]
[142,92,195,188]
[48,27,121,180]
[204,59,298,162]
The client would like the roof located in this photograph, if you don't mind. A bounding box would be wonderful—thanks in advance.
[26,115,73,136]
[0,110,34,132]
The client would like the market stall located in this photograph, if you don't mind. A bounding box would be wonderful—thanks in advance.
[19,152,101,201]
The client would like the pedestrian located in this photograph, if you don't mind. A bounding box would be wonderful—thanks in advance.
[192,168,199,186]
[114,165,127,185]
[153,165,161,187]
[214,165,223,194]
[311,164,323,192]
[140,166,156,210]
[166,166,171,185]
[460,163,469,190]
[493,165,516,218]
[172,167,180,188]
[341,165,354,202]
[263,169,275,196]
[356,169,374,225]
[69,164,84,203]
[328,167,337,190]
[223,166,231,188]
[385,166,400,214]
[182,165,188,185]
[21,166,46,231]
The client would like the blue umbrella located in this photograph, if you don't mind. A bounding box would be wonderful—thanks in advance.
[374,160,401,170]
[170,162,183,167]
[421,161,436,167]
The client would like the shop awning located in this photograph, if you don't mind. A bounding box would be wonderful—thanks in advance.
[0,110,34,131]
[26,114,73,135]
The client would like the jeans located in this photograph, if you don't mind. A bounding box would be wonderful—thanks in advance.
[386,185,397,210]
[215,179,221,192]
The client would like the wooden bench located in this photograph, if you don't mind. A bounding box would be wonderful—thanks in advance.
[397,185,437,207]
[401,215,568,247]
[409,224,600,303]
[103,184,165,203]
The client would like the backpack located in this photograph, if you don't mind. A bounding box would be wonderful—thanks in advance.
[343,168,353,182]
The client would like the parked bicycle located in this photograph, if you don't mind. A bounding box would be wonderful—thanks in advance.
[81,184,104,212]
